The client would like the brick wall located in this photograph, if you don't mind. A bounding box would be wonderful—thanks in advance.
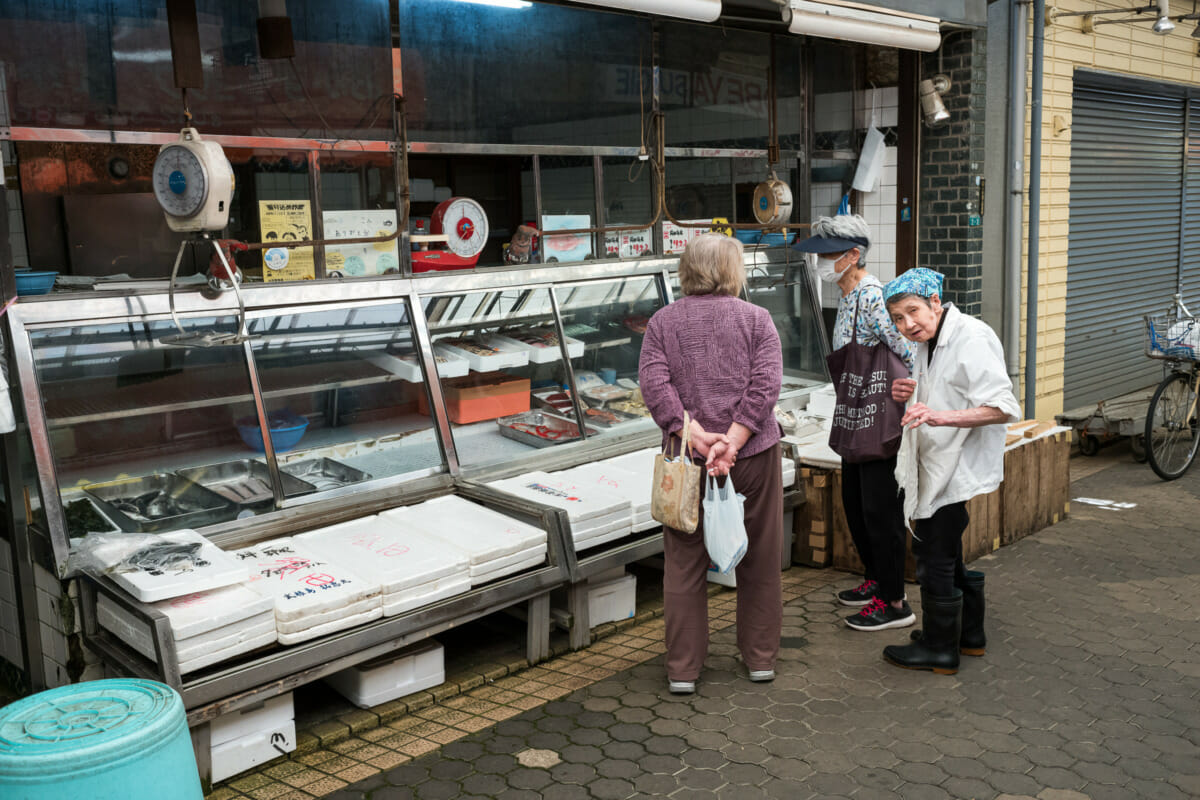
[919,29,987,319]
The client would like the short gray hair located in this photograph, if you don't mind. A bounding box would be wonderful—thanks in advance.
[678,233,746,297]
[810,214,871,267]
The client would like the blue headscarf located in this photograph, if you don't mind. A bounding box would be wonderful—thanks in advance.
[883,268,945,303]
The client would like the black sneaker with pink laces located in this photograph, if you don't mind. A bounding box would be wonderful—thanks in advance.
[845,598,916,631]
[836,579,879,607]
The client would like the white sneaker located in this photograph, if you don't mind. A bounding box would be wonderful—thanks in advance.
[748,670,775,682]
[668,680,695,694]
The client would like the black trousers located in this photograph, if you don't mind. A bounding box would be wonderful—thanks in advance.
[912,501,970,596]
[840,455,907,602]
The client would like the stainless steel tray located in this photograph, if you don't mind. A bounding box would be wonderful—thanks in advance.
[83,473,238,533]
[177,460,316,508]
[281,457,373,491]
[497,411,597,448]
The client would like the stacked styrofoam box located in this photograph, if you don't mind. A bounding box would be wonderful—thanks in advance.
[96,583,275,674]
[588,571,637,626]
[556,461,654,532]
[489,471,632,550]
[386,496,547,585]
[296,516,471,616]
[325,639,445,709]
[601,447,661,476]
[782,457,796,489]
[88,530,249,603]
[234,538,383,645]
[806,384,837,418]
[209,694,295,784]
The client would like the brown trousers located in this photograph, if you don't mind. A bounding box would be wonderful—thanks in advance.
[662,442,783,680]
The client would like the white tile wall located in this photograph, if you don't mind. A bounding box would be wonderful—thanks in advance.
[33,563,75,688]
[855,86,899,130]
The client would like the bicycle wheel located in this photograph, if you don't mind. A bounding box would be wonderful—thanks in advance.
[1144,371,1200,480]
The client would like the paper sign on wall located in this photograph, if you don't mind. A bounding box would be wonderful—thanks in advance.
[323,209,401,277]
[662,219,709,255]
[604,227,653,259]
[259,200,315,282]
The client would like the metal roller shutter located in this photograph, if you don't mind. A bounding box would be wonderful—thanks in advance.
[1065,77,1183,408]
[1181,100,1200,305]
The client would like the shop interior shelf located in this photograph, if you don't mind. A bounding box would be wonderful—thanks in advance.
[41,356,412,428]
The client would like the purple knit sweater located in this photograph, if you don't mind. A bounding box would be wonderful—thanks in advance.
[638,293,783,459]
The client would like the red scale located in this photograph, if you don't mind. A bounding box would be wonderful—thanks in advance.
[411,197,489,272]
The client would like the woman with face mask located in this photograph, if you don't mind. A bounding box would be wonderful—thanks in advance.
[793,214,916,633]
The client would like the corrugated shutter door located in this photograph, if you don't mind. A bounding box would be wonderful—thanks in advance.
[1181,101,1200,304]
[1065,80,1183,408]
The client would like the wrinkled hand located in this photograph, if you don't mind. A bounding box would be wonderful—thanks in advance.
[688,424,727,459]
[893,378,917,403]
[706,440,738,476]
[901,401,946,429]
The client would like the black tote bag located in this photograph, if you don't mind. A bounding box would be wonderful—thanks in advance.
[825,292,908,463]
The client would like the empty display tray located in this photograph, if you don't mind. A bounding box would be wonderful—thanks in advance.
[281,458,373,491]
[497,411,597,448]
[83,473,238,533]
[177,460,316,509]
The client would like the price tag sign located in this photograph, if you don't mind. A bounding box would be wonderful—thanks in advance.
[620,229,652,258]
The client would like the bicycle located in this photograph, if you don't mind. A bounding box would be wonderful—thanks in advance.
[1143,293,1200,480]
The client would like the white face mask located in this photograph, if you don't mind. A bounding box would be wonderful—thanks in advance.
[815,254,851,283]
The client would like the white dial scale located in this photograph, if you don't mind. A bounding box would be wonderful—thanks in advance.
[152,127,235,232]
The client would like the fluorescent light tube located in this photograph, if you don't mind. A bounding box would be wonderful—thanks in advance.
[786,1,941,52]
[568,0,721,23]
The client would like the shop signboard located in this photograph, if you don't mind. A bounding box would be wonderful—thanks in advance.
[260,200,316,282]
[323,209,401,277]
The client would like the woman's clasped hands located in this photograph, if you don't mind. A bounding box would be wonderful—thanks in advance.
[687,418,741,476]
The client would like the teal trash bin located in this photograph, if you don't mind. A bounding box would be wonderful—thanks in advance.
[0,678,203,800]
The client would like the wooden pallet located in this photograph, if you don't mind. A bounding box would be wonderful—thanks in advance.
[790,467,834,568]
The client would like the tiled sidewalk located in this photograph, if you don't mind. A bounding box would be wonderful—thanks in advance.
[207,568,831,800]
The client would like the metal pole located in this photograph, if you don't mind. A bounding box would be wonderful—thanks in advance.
[1025,0,1044,417]
[1005,0,1027,386]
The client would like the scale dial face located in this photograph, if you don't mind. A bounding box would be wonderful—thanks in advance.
[439,197,489,258]
[152,144,209,219]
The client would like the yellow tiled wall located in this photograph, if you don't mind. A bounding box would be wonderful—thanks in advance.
[1025,1,1200,417]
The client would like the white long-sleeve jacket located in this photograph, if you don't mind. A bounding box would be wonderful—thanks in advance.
[895,304,1021,521]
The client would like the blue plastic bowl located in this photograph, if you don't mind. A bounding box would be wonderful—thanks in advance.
[733,230,796,247]
[14,270,58,295]
[236,414,309,453]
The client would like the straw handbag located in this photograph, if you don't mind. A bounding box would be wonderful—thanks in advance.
[651,411,703,533]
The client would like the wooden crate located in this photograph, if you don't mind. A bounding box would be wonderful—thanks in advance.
[791,467,833,567]
[964,487,1001,561]
[1039,430,1071,528]
[1001,428,1070,545]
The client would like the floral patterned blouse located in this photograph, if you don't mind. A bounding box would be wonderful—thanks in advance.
[832,274,915,372]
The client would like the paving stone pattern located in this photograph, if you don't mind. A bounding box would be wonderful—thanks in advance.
[209,455,1200,799]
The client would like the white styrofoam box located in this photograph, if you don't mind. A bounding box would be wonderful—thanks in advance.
[555,463,650,515]
[275,595,378,635]
[434,338,528,371]
[707,564,736,587]
[234,538,382,625]
[210,720,296,784]
[325,640,444,709]
[295,517,469,595]
[470,552,546,585]
[588,573,636,626]
[211,692,294,747]
[485,330,584,363]
[277,605,383,646]
[573,520,633,550]
[388,496,547,567]
[489,471,631,523]
[91,530,249,603]
[428,345,471,378]
[96,594,276,672]
[806,385,836,417]
[633,516,657,534]
[600,447,660,476]
[125,582,271,641]
[382,574,473,616]
[460,541,545,579]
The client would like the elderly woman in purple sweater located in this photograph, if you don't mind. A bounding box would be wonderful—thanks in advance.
[639,233,784,695]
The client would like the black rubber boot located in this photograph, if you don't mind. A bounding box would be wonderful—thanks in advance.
[884,588,962,675]
[959,570,986,657]
[910,570,986,656]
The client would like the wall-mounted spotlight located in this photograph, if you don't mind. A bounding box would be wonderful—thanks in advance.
[919,74,951,128]
[1049,0,1177,36]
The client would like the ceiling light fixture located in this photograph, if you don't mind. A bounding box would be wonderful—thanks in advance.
[566,0,721,22]
[783,1,941,52]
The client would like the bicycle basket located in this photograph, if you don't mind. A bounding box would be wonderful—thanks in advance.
[1145,313,1200,361]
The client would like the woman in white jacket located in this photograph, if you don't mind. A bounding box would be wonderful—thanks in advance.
[882,268,1020,675]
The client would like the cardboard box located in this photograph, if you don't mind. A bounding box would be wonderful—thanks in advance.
[419,371,531,424]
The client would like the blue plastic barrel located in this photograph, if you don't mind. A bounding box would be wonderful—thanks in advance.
[0,678,203,800]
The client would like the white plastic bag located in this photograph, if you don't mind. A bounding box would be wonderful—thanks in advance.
[852,89,886,193]
[703,475,747,574]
